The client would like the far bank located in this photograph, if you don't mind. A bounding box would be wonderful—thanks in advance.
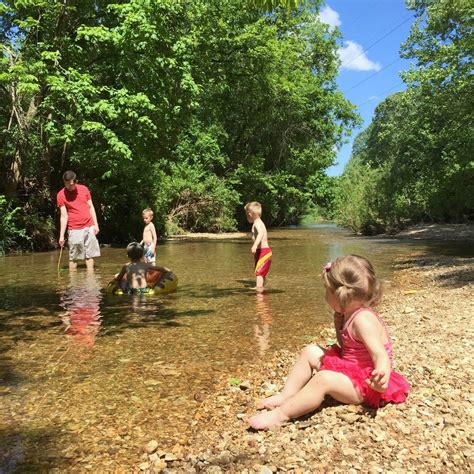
[168,222,474,243]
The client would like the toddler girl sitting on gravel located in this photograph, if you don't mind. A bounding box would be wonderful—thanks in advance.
[247,254,410,430]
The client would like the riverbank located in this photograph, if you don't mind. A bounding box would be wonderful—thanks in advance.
[167,232,247,240]
[167,223,474,242]
[138,251,473,472]
[382,223,474,241]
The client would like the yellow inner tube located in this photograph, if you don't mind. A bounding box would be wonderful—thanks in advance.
[106,271,178,295]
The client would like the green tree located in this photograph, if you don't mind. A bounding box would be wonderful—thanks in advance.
[401,0,474,219]
[171,0,358,228]
[246,0,302,11]
[333,0,473,233]
[1,0,359,249]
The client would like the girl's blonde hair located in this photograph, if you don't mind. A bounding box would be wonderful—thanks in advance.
[322,255,382,309]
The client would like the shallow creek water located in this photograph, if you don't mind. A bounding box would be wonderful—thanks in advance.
[0,225,471,471]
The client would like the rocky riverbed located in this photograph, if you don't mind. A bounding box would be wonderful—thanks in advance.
[137,250,473,473]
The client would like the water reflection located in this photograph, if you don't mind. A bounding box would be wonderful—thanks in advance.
[59,272,102,348]
[254,293,273,356]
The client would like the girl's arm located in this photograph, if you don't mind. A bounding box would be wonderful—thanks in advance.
[333,312,344,347]
[352,312,391,392]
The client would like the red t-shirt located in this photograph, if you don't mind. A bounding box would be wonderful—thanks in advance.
[57,184,94,230]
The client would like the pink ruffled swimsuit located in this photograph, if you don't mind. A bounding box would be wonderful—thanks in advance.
[320,307,410,408]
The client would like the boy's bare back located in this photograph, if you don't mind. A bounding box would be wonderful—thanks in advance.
[124,261,150,289]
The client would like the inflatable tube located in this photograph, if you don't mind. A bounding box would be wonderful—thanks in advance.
[106,270,178,295]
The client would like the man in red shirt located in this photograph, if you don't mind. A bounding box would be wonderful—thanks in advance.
[57,170,100,270]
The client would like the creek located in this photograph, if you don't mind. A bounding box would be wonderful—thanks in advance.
[0,224,470,471]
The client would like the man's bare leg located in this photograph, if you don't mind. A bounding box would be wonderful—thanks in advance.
[69,260,78,271]
[85,258,94,271]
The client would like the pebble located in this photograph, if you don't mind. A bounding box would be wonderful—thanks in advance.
[144,440,158,454]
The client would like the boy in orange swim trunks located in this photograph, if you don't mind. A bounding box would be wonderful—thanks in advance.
[244,201,272,291]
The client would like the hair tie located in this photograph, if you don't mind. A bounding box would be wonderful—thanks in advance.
[324,261,332,272]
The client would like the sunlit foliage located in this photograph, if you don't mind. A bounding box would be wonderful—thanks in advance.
[0,0,357,248]
[334,0,473,233]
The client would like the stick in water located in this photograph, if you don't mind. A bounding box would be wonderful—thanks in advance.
[57,246,63,271]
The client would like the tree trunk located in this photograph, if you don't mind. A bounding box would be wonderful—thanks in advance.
[6,148,23,196]
[4,93,39,196]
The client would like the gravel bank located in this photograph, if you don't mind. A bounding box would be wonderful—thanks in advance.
[138,251,473,473]
[384,223,474,241]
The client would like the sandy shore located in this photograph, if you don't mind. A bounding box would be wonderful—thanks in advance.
[138,228,473,473]
[167,232,248,240]
[168,223,474,242]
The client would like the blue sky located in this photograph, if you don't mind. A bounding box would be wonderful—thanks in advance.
[318,0,416,176]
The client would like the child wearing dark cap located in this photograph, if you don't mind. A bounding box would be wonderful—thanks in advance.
[113,242,170,295]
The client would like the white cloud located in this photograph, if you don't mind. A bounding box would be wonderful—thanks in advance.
[368,95,378,100]
[318,5,341,29]
[338,41,381,71]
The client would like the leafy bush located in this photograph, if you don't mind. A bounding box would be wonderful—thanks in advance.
[153,162,240,235]
[0,196,28,255]
[22,213,56,251]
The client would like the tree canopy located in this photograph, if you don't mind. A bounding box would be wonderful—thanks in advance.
[334,0,473,234]
[0,0,358,251]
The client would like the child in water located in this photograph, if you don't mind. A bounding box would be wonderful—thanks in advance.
[114,242,170,295]
[140,208,157,264]
[247,254,410,430]
[244,201,272,291]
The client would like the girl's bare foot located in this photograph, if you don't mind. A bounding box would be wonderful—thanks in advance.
[247,408,289,430]
[256,393,286,410]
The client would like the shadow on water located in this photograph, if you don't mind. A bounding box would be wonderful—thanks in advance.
[0,426,71,474]
[0,266,218,328]
[0,285,63,349]
[236,278,256,288]
[0,283,217,343]
[100,299,215,337]
[176,283,284,299]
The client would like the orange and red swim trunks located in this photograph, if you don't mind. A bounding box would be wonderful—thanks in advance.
[254,247,272,277]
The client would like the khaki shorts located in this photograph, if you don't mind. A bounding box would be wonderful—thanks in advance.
[68,226,101,261]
